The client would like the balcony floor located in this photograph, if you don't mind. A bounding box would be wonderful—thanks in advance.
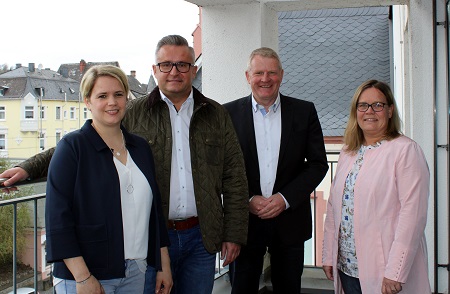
[212,267,334,294]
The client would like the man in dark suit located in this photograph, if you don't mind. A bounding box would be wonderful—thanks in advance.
[224,47,329,294]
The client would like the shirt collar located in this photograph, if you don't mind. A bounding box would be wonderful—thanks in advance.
[160,89,194,108]
[251,94,281,114]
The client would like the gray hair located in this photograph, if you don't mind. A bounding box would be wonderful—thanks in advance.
[155,35,195,62]
[247,47,283,71]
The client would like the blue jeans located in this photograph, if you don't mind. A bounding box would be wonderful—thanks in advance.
[144,225,216,294]
[338,270,362,294]
[54,259,146,294]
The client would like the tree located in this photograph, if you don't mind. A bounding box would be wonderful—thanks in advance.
[0,158,32,264]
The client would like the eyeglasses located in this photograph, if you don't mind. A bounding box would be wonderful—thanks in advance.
[356,102,387,112]
[156,62,194,73]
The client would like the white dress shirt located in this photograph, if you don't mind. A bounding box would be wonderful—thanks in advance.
[252,95,290,208]
[161,90,197,220]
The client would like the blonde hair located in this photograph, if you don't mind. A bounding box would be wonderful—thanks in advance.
[343,80,401,152]
[80,65,129,100]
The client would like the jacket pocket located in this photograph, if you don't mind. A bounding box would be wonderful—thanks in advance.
[76,224,108,270]
[202,135,221,166]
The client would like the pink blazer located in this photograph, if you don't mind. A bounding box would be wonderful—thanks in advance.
[322,136,431,293]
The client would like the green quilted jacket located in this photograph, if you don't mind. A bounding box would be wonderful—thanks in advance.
[20,86,249,253]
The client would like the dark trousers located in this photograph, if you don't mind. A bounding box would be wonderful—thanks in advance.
[230,216,305,294]
[338,270,362,294]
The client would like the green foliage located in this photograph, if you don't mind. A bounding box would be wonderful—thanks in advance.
[0,159,34,265]
[0,195,31,264]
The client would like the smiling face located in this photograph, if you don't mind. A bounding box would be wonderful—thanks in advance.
[245,55,284,108]
[152,45,197,103]
[85,76,127,129]
[356,87,394,145]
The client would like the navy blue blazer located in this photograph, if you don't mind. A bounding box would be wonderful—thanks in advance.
[45,119,169,280]
[224,94,328,246]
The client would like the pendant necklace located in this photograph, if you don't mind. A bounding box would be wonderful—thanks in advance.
[126,161,134,194]
[110,131,126,157]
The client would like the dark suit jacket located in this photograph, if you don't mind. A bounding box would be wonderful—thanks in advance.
[224,94,328,246]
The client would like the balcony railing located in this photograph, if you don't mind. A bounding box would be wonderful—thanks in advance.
[0,151,340,293]
[20,119,39,132]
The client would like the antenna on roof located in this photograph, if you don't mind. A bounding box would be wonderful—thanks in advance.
[38,64,43,70]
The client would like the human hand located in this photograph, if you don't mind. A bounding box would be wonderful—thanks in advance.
[249,195,270,215]
[257,193,286,219]
[221,242,241,267]
[381,277,402,294]
[155,270,172,294]
[0,167,29,187]
[322,265,334,281]
[75,274,105,294]
[155,247,172,294]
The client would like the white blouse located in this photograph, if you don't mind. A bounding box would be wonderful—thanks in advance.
[113,151,152,260]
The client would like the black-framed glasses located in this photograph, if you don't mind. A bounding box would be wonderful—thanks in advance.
[356,102,387,112]
[156,62,194,73]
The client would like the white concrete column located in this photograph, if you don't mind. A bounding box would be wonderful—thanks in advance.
[201,3,278,103]
[405,0,437,290]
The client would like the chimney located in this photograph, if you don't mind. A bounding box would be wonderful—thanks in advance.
[131,70,136,77]
[28,63,35,72]
[16,63,22,69]
[80,59,87,72]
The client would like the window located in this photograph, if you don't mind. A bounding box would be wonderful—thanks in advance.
[56,106,61,120]
[0,134,5,150]
[35,87,44,97]
[39,133,45,150]
[83,107,88,120]
[25,106,34,119]
[40,106,45,119]
[70,107,76,119]
[55,131,61,144]
[0,106,5,120]
[0,86,9,97]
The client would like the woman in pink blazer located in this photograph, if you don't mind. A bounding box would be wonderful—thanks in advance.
[322,80,431,294]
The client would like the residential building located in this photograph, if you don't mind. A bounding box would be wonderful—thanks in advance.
[0,63,86,159]
[0,60,148,160]
[58,60,146,98]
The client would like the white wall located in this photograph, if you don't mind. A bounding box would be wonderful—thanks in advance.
[201,2,279,102]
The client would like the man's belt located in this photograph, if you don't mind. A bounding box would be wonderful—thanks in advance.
[167,216,199,230]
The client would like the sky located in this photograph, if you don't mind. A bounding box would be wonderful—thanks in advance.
[2,0,200,84]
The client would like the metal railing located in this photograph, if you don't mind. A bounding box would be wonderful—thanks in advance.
[0,192,46,294]
[0,151,340,293]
